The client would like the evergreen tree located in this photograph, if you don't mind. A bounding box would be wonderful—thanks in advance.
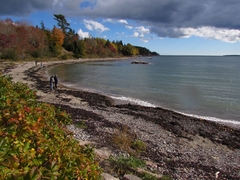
[40,20,46,31]
[53,14,71,35]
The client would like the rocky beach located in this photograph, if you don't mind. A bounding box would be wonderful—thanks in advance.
[3,59,240,179]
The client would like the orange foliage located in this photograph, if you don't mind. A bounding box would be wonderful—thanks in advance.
[51,27,64,46]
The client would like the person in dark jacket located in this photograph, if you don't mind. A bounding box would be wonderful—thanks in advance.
[54,75,58,89]
[50,76,54,91]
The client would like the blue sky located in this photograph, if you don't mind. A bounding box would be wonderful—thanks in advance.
[1,0,240,56]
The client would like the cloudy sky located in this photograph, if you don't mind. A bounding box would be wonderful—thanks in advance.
[1,0,240,55]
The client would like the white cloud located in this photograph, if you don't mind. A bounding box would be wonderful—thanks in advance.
[152,26,240,42]
[104,18,113,23]
[130,26,152,43]
[104,18,128,25]
[176,26,240,43]
[136,26,150,34]
[196,27,240,43]
[83,19,109,32]
[118,19,128,24]
[126,25,133,29]
[77,29,90,39]
[142,39,149,43]
[133,32,139,37]
[132,26,150,38]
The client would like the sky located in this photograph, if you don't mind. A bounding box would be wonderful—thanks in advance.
[0,0,240,56]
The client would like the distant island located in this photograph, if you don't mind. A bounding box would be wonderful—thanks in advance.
[223,55,240,57]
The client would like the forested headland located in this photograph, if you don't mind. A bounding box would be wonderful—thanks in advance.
[0,14,159,61]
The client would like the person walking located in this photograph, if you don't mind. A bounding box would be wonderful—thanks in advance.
[54,75,58,89]
[50,76,54,91]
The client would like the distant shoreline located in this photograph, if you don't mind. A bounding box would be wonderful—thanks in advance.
[45,58,240,129]
[223,54,240,56]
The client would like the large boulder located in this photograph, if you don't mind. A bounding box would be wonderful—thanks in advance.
[131,61,149,64]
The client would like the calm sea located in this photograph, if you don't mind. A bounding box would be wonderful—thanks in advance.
[48,56,240,125]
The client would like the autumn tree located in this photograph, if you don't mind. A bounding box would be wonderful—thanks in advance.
[49,26,64,56]
[0,34,11,50]
[121,43,136,56]
[27,26,47,57]
[78,39,86,57]
[106,40,118,54]
[0,19,16,52]
[0,19,49,59]
[51,26,64,46]
[95,38,106,56]
[0,18,16,35]
[114,40,123,54]
[15,26,29,57]
[84,38,98,55]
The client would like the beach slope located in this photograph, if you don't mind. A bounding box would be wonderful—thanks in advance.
[4,59,240,179]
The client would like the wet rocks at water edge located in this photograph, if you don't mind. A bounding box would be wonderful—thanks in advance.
[131,61,149,64]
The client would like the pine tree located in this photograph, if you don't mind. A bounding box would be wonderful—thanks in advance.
[40,20,46,31]
[53,14,71,35]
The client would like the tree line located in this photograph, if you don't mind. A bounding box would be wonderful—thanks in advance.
[0,14,159,60]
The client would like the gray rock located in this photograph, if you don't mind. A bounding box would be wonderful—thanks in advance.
[122,174,142,180]
[131,61,149,64]
[101,173,119,180]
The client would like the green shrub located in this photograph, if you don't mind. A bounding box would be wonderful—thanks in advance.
[108,155,146,176]
[131,139,147,153]
[1,49,18,60]
[61,54,72,60]
[0,75,102,179]
[139,172,158,180]
[75,120,87,129]
[31,50,44,58]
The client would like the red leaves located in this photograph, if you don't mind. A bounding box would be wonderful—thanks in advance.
[0,19,47,56]
[0,75,101,179]
[0,34,17,49]
[24,105,30,113]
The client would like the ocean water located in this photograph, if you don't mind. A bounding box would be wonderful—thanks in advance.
[48,56,240,124]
